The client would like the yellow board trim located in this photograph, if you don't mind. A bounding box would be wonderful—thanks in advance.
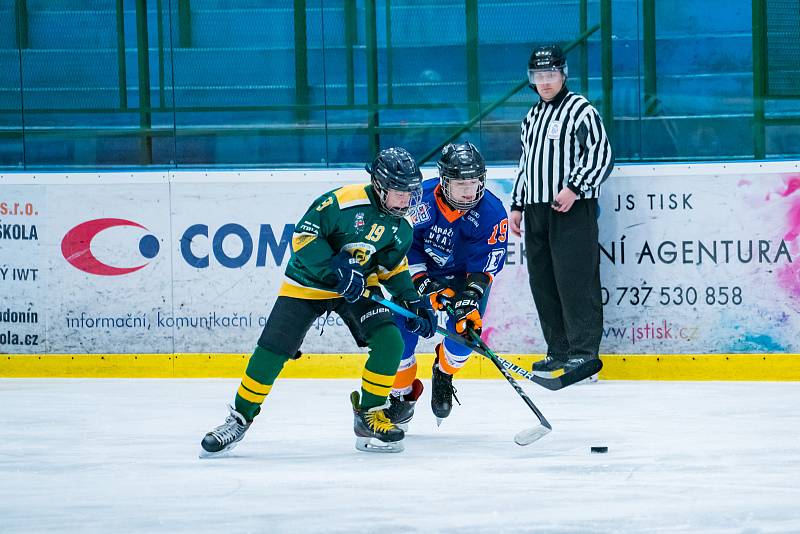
[600,354,800,381]
[1,353,800,380]
[241,375,272,395]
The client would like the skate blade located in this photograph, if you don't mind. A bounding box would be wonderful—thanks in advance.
[514,425,552,446]
[531,369,559,379]
[397,422,409,432]
[435,417,443,427]
[355,437,405,453]
[198,442,238,459]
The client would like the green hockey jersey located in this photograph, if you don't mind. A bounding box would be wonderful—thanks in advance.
[279,183,418,302]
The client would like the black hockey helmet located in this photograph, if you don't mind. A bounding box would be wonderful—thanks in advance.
[528,44,568,88]
[366,146,423,217]
[437,142,486,211]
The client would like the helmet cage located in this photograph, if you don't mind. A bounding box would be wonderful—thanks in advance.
[366,147,423,217]
[371,177,423,217]
[437,142,486,211]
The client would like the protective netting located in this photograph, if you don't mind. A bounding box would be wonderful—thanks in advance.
[766,0,800,96]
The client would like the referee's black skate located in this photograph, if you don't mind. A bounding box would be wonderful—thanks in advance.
[350,391,405,453]
[200,405,251,458]
[431,356,460,426]
[386,378,424,431]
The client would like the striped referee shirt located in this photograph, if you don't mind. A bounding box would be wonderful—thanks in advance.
[511,86,614,209]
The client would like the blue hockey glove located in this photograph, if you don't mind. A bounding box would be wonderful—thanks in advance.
[331,252,366,303]
[404,297,438,339]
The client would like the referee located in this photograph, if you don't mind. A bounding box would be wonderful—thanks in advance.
[508,44,614,377]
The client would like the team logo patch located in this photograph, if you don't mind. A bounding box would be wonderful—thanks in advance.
[412,202,431,226]
[341,242,377,266]
[484,248,506,273]
[425,246,450,267]
[354,212,365,231]
[547,120,562,140]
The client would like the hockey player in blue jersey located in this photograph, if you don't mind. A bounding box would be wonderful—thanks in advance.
[386,142,509,428]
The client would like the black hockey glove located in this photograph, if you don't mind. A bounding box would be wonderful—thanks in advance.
[404,297,437,339]
[450,273,491,337]
[331,252,366,303]
[412,273,456,311]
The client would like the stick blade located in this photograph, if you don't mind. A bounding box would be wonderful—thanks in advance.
[531,358,604,391]
[514,424,552,446]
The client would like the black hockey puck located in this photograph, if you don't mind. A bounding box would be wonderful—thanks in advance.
[590,446,608,453]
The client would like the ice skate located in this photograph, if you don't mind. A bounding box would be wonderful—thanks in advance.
[431,357,459,426]
[386,378,424,431]
[199,405,251,458]
[350,391,405,453]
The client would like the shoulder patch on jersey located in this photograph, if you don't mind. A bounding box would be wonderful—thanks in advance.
[411,202,432,225]
[484,248,506,273]
[335,184,372,210]
[315,195,334,212]
[292,232,317,252]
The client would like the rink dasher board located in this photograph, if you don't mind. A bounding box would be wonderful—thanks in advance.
[1,161,800,372]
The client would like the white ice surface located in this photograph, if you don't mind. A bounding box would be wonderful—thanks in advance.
[1,379,799,533]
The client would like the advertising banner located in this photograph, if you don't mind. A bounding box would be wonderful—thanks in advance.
[0,187,45,352]
[1,163,798,355]
[596,166,800,353]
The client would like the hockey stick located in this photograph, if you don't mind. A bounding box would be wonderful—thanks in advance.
[366,291,552,445]
[436,296,602,389]
[494,351,603,391]
[442,304,552,446]
[366,292,599,390]
[437,327,601,391]
[465,329,552,445]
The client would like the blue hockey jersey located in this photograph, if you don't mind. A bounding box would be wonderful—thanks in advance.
[408,178,509,278]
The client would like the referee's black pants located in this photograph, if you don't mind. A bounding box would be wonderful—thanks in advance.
[523,199,602,361]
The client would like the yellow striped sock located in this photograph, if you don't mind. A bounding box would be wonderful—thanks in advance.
[361,368,395,406]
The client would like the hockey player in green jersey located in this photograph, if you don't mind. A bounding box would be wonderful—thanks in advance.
[200,147,438,455]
